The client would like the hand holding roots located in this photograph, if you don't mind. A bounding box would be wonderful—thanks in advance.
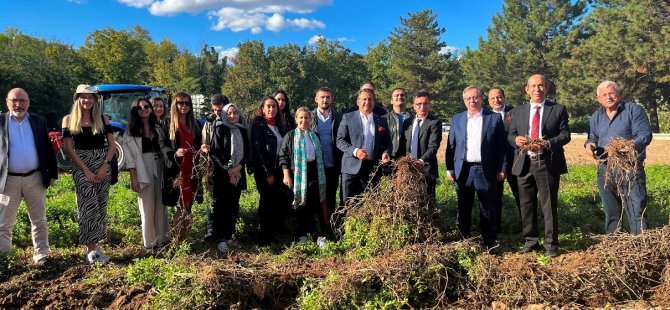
[601,137,638,188]
[518,136,550,153]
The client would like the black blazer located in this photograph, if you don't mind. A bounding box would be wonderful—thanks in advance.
[251,117,287,179]
[158,119,203,206]
[0,112,58,193]
[506,100,571,176]
[403,113,442,181]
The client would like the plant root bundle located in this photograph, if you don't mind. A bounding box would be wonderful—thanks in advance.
[461,226,670,308]
[601,137,639,189]
[518,136,550,153]
[333,156,446,257]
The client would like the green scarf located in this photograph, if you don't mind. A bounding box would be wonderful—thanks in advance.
[293,129,326,208]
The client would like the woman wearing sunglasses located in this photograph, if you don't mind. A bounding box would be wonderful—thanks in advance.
[123,98,169,252]
[159,92,202,245]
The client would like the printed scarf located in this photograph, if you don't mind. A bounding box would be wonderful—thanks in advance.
[292,129,326,208]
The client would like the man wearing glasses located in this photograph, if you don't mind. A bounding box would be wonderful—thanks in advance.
[404,90,441,199]
[0,88,58,266]
[584,81,652,235]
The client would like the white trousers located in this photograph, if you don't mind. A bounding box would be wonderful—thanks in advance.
[137,153,169,248]
[0,173,49,262]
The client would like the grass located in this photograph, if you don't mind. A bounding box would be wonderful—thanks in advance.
[4,164,670,308]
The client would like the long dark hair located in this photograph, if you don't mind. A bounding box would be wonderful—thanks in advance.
[127,97,157,137]
[255,96,287,132]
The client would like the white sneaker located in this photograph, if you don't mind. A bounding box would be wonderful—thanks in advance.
[298,236,308,244]
[87,249,110,264]
[317,237,327,249]
[217,241,229,253]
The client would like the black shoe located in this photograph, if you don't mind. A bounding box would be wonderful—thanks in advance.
[486,242,501,255]
[518,244,541,254]
[546,249,559,258]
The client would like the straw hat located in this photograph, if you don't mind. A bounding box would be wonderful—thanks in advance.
[73,84,96,101]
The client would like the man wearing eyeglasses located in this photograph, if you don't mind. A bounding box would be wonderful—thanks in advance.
[404,90,441,199]
[0,88,58,266]
[446,86,507,254]
[584,81,652,235]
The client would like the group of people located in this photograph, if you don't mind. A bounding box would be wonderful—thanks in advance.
[0,73,653,265]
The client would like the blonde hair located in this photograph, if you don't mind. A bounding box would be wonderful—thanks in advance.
[168,92,200,141]
[68,93,104,134]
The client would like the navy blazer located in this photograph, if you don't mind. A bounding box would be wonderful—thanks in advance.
[403,113,442,180]
[336,111,392,175]
[445,109,507,182]
[0,112,58,193]
[506,100,570,176]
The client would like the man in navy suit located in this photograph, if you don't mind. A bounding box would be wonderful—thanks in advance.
[507,74,570,258]
[446,86,507,252]
[0,88,58,265]
[404,90,442,199]
[336,89,392,204]
[487,87,520,232]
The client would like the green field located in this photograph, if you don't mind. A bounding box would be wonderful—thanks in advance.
[2,164,669,308]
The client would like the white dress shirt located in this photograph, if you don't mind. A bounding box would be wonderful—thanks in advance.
[527,101,545,155]
[465,110,483,163]
[353,112,375,160]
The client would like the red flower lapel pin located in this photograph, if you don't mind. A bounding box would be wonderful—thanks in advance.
[378,126,385,133]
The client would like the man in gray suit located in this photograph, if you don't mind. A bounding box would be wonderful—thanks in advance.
[336,89,392,203]
[0,88,58,265]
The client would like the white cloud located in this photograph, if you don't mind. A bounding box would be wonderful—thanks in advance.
[308,34,349,45]
[117,0,154,8]
[119,0,331,33]
[68,0,85,3]
[440,46,461,55]
[266,14,325,32]
[213,46,239,60]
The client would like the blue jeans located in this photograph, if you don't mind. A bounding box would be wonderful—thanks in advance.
[597,163,648,234]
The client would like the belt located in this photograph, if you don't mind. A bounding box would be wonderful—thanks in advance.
[8,168,38,177]
[529,154,546,161]
[464,162,481,166]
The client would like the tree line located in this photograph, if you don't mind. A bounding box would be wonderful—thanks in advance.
[1,0,668,131]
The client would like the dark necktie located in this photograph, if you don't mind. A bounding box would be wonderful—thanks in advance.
[531,106,540,140]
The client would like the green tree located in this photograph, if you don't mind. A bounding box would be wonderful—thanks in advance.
[384,9,462,119]
[267,44,307,108]
[460,0,585,107]
[223,40,270,115]
[198,44,226,97]
[303,38,368,112]
[560,0,670,131]
[79,27,149,84]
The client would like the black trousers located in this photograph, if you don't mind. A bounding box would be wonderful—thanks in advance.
[255,169,287,242]
[295,161,323,237]
[341,160,375,204]
[209,166,242,241]
[455,163,498,245]
[324,166,340,231]
[516,157,560,251]
[494,173,520,233]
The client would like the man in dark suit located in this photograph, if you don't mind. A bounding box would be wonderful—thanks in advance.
[487,87,520,232]
[507,74,570,258]
[310,87,343,223]
[404,90,442,199]
[446,86,507,252]
[336,89,392,204]
[0,88,58,265]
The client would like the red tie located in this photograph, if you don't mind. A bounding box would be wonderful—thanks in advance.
[531,106,540,140]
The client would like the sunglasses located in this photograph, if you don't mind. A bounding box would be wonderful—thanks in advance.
[176,101,191,107]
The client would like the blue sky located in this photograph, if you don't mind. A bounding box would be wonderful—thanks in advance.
[3,0,503,58]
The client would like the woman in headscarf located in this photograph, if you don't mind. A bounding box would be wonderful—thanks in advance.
[200,102,249,253]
